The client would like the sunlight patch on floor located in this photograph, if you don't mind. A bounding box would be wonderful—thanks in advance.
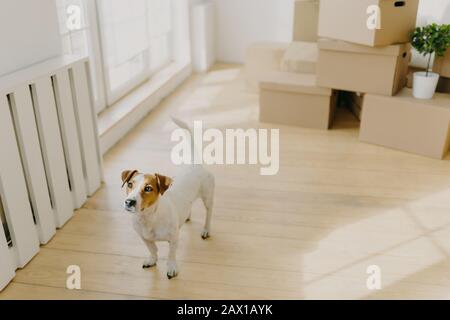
[200,68,242,85]
[301,188,450,299]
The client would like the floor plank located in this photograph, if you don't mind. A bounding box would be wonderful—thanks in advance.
[0,282,149,300]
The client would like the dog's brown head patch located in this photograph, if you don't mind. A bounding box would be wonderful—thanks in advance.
[155,173,172,195]
[121,169,139,189]
[139,174,161,211]
[121,170,173,212]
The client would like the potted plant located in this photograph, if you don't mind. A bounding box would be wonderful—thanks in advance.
[411,23,450,99]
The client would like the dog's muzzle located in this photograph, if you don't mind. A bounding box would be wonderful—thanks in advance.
[124,198,137,212]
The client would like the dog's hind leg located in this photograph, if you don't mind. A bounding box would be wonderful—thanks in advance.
[186,210,192,222]
[201,205,213,240]
[200,173,214,240]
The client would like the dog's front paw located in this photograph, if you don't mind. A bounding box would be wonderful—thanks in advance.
[142,256,157,269]
[201,229,210,240]
[166,261,179,279]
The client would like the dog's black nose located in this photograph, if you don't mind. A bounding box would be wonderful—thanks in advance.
[125,199,136,207]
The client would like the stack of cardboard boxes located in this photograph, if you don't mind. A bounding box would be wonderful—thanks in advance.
[257,0,450,159]
[315,0,418,125]
[259,0,337,130]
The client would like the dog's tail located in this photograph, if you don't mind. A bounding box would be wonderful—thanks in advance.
[171,116,200,165]
[171,116,193,136]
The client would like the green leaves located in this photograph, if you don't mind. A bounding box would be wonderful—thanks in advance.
[411,23,450,57]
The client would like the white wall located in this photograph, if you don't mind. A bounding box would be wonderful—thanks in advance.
[412,0,450,68]
[0,0,61,76]
[417,0,450,25]
[213,0,294,63]
[0,0,448,73]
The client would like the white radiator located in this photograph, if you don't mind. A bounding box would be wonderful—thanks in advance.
[0,56,103,291]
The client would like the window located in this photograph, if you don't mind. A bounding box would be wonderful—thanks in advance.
[56,0,107,113]
[97,0,174,104]
[147,0,173,73]
[56,0,175,110]
[56,0,90,56]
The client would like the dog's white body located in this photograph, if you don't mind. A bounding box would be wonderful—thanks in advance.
[127,119,214,279]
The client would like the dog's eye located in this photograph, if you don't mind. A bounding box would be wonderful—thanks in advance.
[144,185,152,192]
[127,182,133,188]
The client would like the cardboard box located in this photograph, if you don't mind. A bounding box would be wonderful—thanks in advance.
[280,42,318,74]
[293,0,319,42]
[318,0,419,47]
[317,39,410,96]
[360,88,450,159]
[338,91,364,120]
[437,77,450,94]
[433,49,450,79]
[347,91,364,106]
[245,42,289,92]
[260,72,337,129]
[350,103,362,121]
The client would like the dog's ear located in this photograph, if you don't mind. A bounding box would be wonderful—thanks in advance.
[121,170,139,188]
[155,174,172,195]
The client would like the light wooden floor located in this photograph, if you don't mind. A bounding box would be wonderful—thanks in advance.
[3,64,450,299]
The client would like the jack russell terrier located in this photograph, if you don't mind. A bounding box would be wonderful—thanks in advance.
[121,118,215,279]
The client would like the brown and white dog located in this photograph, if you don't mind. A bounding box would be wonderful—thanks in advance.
[121,119,214,279]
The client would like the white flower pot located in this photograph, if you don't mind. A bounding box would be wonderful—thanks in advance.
[412,71,440,99]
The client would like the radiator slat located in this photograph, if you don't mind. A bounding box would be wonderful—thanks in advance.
[70,62,102,195]
[32,77,74,227]
[9,87,56,244]
[53,70,87,209]
[0,95,40,267]
[0,225,15,291]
